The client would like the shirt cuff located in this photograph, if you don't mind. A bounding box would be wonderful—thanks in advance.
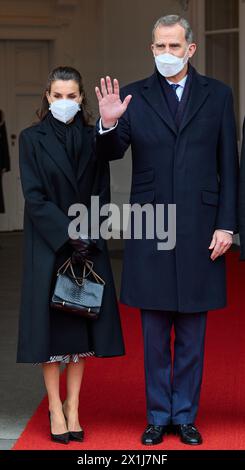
[98,118,118,135]
[217,229,233,235]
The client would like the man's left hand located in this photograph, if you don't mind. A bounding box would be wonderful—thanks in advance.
[209,230,233,261]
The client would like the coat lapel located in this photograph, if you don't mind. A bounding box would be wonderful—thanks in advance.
[140,68,210,135]
[76,125,93,182]
[141,73,178,135]
[37,117,93,196]
[178,69,210,134]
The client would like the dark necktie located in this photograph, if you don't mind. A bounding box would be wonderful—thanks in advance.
[170,83,180,101]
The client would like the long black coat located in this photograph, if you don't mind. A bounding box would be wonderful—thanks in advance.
[0,112,10,213]
[97,67,238,313]
[17,116,125,363]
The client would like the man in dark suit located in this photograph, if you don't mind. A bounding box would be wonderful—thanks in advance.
[95,15,238,445]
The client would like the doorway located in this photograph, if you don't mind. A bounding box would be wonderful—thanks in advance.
[0,40,51,231]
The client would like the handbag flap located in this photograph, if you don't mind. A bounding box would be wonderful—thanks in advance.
[53,273,104,308]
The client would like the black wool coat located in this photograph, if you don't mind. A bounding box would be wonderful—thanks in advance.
[0,114,10,213]
[17,115,125,363]
[96,67,239,313]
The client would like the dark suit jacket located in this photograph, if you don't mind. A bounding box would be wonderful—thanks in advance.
[17,115,125,362]
[96,67,239,313]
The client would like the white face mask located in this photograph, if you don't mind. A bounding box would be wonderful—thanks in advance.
[49,99,81,123]
[155,49,189,78]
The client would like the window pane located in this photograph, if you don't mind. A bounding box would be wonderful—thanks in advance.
[206,0,238,30]
[206,33,239,127]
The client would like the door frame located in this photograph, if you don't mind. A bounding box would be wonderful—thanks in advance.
[190,0,245,139]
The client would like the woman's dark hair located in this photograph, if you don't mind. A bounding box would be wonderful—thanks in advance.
[36,66,92,125]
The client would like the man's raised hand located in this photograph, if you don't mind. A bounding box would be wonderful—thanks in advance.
[95,76,132,128]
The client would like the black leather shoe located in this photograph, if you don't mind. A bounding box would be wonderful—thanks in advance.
[141,424,169,446]
[48,412,70,445]
[173,423,203,445]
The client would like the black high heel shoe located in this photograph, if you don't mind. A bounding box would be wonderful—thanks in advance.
[62,403,84,442]
[48,411,70,445]
[69,429,84,442]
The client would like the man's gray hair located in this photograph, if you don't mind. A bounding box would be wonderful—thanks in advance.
[152,15,194,43]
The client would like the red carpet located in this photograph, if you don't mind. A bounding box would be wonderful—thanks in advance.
[13,251,245,450]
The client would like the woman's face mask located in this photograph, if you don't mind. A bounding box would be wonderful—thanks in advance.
[47,80,82,123]
[49,99,81,123]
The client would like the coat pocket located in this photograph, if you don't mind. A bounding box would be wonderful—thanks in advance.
[130,190,155,205]
[201,190,219,206]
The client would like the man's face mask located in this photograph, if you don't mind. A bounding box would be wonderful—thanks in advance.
[154,48,189,78]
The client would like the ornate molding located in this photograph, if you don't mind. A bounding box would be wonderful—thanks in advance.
[56,0,78,6]
[56,0,78,8]
[0,0,78,28]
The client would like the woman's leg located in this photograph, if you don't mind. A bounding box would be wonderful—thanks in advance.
[63,358,85,431]
[42,362,68,435]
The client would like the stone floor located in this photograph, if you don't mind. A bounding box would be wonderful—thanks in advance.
[0,231,123,450]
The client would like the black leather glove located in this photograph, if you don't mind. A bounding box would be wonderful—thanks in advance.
[69,236,99,264]
[70,250,86,265]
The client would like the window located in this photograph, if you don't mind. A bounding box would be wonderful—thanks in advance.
[205,0,239,129]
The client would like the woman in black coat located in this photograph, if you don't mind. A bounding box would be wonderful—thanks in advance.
[0,110,10,213]
[17,66,125,444]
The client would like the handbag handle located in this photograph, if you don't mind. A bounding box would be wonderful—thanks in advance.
[57,257,105,287]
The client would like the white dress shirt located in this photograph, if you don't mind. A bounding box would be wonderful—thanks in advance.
[166,75,188,101]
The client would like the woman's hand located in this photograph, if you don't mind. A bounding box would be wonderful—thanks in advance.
[69,237,99,264]
[95,76,132,129]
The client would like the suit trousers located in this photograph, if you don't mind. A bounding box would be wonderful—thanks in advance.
[141,309,207,425]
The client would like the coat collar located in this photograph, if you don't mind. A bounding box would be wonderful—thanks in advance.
[141,65,210,135]
[36,115,93,196]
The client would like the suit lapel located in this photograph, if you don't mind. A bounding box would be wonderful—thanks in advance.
[141,73,178,135]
